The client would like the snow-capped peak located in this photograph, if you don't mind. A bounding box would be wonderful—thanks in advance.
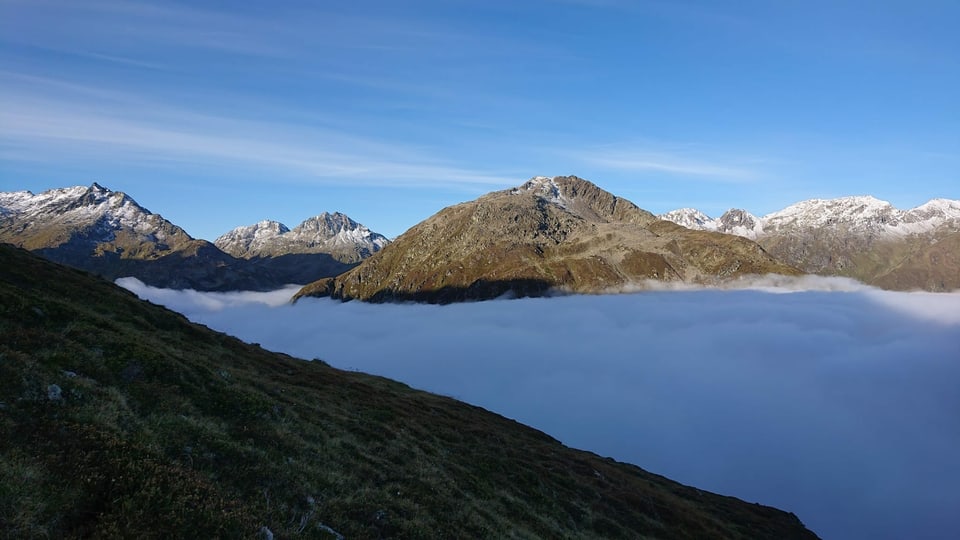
[213,220,291,255]
[658,208,715,230]
[513,176,568,208]
[764,196,898,230]
[906,198,960,221]
[215,211,389,260]
[0,183,183,245]
[293,212,385,248]
[658,195,960,240]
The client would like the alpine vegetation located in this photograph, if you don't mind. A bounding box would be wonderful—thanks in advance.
[0,245,817,538]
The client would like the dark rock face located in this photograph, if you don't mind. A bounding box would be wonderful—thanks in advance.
[719,209,758,231]
[296,176,799,304]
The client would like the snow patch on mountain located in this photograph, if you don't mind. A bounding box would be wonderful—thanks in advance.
[513,176,569,208]
[658,208,716,231]
[212,220,290,256]
[658,196,960,239]
[0,183,185,245]
[215,212,389,260]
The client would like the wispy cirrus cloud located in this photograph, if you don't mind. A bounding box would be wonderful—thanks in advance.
[575,143,761,182]
[1,0,289,58]
[0,73,518,189]
[2,0,554,69]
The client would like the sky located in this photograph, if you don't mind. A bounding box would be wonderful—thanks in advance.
[1,0,958,240]
[117,276,960,540]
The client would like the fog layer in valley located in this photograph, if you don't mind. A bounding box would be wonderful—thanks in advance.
[118,276,960,540]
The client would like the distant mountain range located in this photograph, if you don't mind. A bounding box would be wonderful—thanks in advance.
[0,183,388,290]
[294,176,799,303]
[3,180,957,298]
[659,197,960,291]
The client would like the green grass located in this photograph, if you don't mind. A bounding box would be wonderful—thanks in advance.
[0,244,818,538]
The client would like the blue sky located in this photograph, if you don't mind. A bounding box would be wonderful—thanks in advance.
[1,0,957,240]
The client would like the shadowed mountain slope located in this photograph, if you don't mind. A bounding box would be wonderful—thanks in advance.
[295,176,799,303]
[0,184,384,290]
[0,244,817,538]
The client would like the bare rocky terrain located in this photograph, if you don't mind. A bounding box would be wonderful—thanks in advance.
[296,176,799,303]
[660,197,960,291]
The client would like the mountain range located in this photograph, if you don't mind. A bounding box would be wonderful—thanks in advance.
[0,243,819,538]
[215,213,389,263]
[3,179,958,299]
[658,197,960,291]
[294,176,799,303]
[0,183,388,291]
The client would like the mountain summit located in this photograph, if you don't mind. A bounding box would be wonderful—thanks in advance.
[295,176,798,303]
[215,212,389,263]
[0,183,253,289]
[0,183,195,254]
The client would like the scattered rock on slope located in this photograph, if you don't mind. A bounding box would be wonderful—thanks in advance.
[295,176,799,303]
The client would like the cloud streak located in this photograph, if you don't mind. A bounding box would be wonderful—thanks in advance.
[574,143,761,182]
[118,278,960,540]
[0,74,518,189]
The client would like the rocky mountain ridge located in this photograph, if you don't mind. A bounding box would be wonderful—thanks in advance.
[660,196,960,240]
[658,196,960,290]
[0,183,194,254]
[215,212,389,263]
[295,176,800,303]
[0,183,385,290]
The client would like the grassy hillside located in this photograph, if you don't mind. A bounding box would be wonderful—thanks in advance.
[755,229,960,292]
[0,244,817,538]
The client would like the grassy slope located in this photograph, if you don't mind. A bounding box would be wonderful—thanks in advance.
[872,231,960,291]
[0,245,817,539]
[754,228,960,292]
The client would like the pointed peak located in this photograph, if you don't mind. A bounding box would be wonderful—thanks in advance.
[255,218,285,226]
[511,176,568,208]
[913,198,960,211]
[662,207,710,217]
[253,219,290,232]
[658,208,715,229]
[719,208,757,219]
[311,212,357,226]
[515,176,556,189]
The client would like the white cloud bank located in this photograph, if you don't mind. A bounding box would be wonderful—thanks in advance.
[119,277,960,540]
[115,278,300,310]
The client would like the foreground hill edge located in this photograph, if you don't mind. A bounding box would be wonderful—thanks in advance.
[0,245,818,538]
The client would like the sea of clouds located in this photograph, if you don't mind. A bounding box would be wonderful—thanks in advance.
[117,276,960,540]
